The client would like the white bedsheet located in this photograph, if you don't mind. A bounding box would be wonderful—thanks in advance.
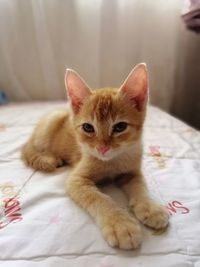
[0,102,200,267]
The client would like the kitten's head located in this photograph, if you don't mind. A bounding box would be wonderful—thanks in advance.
[65,63,148,161]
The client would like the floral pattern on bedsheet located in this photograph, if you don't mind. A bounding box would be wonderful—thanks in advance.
[0,182,23,229]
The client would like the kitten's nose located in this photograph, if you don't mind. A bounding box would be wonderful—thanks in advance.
[97,145,110,155]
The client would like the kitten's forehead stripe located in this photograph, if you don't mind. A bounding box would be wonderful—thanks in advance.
[96,96,112,120]
[92,94,118,121]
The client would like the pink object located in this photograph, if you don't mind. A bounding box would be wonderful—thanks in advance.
[182,0,200,33]
[97,145,110,155]
[149,146,161,157]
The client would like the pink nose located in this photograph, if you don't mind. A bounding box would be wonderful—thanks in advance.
[97,145,110,155]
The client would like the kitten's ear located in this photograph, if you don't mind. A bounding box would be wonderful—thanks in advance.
[119,63,149,111]
[65,69,91,113]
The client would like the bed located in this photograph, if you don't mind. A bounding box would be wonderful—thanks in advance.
[0,102,200,267]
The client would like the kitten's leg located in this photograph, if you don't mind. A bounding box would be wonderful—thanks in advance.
[21,110,67,172]
[22,143,63,172]
[119,173,169,229]
[65,172,142,250]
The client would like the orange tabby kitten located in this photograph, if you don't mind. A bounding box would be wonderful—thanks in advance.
[22,63,169,250]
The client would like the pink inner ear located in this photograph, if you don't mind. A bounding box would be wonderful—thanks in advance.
[65,69,91,113]
[120,63,148,111]
[68,91,83,112]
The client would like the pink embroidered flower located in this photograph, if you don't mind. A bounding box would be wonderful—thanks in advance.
[49,215,61,224]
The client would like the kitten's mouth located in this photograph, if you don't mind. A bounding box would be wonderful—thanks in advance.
[94,150,115,161]
[96,154,113,161]
[83,145,115,161]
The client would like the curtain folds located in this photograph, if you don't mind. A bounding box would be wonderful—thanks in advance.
[0,0,199,127]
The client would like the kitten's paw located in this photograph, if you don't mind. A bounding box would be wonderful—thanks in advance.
[132,201,169,229]
[101,213,142,250]
[32,155,62,172]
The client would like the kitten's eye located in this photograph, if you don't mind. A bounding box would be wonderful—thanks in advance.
[113,122,128,133]
[82,123,95,133]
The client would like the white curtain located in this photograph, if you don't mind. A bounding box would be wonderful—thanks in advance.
[0,0,200,126]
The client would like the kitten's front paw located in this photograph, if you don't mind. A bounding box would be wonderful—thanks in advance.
[132,201,169,229]
[101,212,142,250]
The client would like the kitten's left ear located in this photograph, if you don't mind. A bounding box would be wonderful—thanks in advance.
[119,63,149,111]
[65,69,91,113]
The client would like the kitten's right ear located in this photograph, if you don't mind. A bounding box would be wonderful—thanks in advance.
[65,69,91,113]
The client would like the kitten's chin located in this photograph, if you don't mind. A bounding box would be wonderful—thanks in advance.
[93,154,114,162]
